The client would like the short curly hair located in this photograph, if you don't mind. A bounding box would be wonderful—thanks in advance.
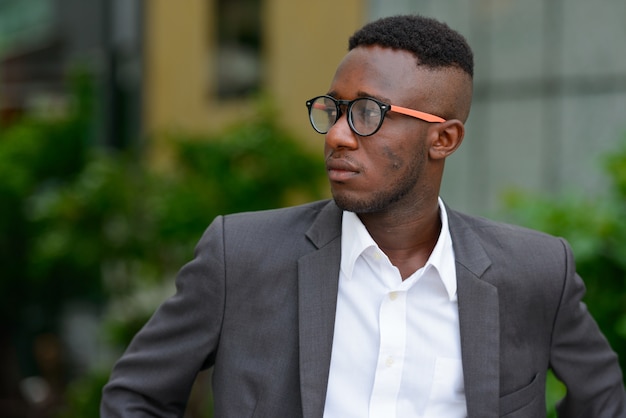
[348,15,474,77]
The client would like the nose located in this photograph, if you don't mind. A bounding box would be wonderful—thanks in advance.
[324,112,359,151]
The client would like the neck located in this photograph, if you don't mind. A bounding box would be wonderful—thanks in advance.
[358,199,442,280]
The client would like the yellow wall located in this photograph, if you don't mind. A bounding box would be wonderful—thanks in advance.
[264,0,364,147]
[143,0,364,159]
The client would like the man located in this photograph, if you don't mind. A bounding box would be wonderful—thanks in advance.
[101,15,626,417]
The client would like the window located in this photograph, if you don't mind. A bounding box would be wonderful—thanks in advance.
[215,0,262,99]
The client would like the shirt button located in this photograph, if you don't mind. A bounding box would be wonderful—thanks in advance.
[385,356,394,367]
[389,292,398,301]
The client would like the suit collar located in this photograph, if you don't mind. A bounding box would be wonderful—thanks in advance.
[305,200,342,249]
[446,207,492,278]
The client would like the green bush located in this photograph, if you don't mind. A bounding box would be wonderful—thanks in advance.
[0,95,326,417]
[0,105,92,362]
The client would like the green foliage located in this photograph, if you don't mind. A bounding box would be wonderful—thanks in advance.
[56,370,111,418]
[0,75,92,332]
[502,136,626,413]
[0,94,325,417]
[545,371,566,418]
[157,115,325,245]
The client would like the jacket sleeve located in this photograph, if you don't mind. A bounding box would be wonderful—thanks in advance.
[550,238,626,417]
[100,216,226,417]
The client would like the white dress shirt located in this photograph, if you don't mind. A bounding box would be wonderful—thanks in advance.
[323,199,467,418]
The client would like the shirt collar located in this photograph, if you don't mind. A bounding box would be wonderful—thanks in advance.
[340,198,457,301]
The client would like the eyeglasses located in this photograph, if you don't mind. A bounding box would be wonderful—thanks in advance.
[305,95,446,137]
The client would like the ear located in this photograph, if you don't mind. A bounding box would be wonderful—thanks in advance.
[428,119,465,160]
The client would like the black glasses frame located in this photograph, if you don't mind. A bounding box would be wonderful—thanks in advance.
[306,95,446,137]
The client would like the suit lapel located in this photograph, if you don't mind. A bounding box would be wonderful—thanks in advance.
[448,209,500,418]
[298,201,342,418]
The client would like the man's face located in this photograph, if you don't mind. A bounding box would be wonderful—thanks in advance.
[324,45,442,214]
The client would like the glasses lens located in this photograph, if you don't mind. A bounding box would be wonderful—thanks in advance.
[350,98,383,136]
[309,97,337,134]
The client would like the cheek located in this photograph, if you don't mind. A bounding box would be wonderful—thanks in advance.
[376,124,428,171]
[381,145,405,171]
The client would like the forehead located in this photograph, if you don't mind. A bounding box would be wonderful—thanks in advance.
[329,45,430,103]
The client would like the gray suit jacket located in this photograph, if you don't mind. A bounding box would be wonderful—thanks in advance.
[101,200,626,417]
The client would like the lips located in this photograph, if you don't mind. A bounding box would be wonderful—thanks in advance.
[326,158,360,182]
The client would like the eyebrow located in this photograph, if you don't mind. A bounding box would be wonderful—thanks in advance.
[326,90,393,104]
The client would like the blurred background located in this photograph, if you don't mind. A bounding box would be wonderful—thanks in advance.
[0,0,625,416]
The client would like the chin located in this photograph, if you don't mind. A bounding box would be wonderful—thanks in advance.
[332,194,385,214]
[332,188,409,214]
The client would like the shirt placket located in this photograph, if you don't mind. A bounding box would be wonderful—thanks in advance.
[368,253,407,418]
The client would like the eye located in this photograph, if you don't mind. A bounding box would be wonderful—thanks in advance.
[354,99,379,120]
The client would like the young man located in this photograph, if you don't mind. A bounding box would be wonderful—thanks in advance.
[101,15,626,417]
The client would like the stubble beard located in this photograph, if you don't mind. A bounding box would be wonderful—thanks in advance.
[332,187,410,214]
[332,147,427,214]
